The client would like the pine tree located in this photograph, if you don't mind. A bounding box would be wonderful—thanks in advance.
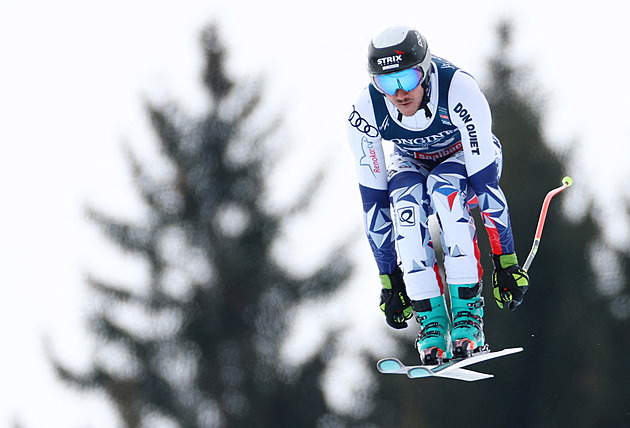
[50,24,355,427]
[479,22,630,427]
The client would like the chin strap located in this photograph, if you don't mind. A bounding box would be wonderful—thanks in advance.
[420,81,432,119]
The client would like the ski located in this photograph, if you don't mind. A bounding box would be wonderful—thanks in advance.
[376,347,523,382]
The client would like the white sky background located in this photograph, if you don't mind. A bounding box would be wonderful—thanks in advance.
[1,0,629,426]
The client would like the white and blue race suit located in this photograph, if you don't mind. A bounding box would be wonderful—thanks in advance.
[347,56,515,301]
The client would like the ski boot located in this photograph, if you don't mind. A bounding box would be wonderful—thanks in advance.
[449,283,487,359]
[412,295,452,365]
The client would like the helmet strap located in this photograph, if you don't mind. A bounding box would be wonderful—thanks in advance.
[419,81,432,119]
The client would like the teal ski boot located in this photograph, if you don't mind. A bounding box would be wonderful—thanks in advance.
[449,283,487,359]
[413,295,452,365]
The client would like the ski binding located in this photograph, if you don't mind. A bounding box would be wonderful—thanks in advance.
[376,347,523,382]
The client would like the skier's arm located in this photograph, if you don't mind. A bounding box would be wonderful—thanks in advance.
[448,71,515,255]
[347,89,398,275]
[449,71,529,310]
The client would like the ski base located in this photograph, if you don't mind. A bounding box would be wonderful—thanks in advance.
[376,347,523,382]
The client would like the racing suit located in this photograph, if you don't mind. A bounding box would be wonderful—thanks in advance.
[347,56,514,301]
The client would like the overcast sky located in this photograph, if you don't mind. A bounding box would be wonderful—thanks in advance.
[1,0,629,426]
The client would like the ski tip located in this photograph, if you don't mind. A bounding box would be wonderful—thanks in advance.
[499,347,524,356]
[407,367,433,379]
[377,358,405,373]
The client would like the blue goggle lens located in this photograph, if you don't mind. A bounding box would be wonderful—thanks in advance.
[374,68,423,95]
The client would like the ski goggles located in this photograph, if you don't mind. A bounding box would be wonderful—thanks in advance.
[373,67,424,96]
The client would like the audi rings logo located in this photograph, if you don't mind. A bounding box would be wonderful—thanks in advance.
[348,107,379,138]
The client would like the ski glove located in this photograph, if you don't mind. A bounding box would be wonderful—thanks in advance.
[492,253,529,311]
[379,266,413,329]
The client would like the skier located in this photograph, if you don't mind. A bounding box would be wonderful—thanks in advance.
[347,25,529,364]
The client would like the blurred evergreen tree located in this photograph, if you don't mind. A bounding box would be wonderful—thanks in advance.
[49,24,361,427]
[378,21,630,428]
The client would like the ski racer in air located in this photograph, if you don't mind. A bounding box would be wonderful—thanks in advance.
[347,25,529,364]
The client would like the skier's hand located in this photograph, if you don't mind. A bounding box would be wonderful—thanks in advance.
[492,253,529,311]
[379,266,413,329]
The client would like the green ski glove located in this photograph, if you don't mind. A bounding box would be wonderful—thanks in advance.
[379,266,413,329]
[492,253,529,311]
